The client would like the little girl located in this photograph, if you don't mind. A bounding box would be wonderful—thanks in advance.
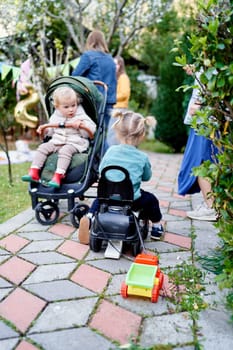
[22,86,96,188]
[78,110,164,244]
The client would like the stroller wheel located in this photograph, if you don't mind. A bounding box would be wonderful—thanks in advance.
[35,201,60,225]
[131,239,142,257]
[70,204,89,228]
[90,236,102,252]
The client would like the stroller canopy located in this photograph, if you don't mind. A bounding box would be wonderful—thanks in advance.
[45,76,103,123]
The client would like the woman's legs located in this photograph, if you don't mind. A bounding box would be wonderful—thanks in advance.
[197,176,213,208]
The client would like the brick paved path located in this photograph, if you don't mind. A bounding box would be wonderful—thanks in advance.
[0,152,232,350]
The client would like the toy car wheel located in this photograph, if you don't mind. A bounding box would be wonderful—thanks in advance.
[131,239,142,257]
[70,204,89,228]
[151,285,160,303]
[90,236,102,252]
[35,201,60,225]
[120,282,128,298]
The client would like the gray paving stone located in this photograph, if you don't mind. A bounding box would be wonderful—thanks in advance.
[17,221,50,232]
[0,208,34,237]
[0,320,19,339]
[0,339,19,350]
[28,298,98,333]
[0,288,13,301]
[106,274,126,295]
[89,256,132,274]
[23,262,77,284]
[0,248,10,256]
[140,312,193,347]
[23,280,95,301]
[29,327,112,350]
[18,231,62,241]
[0,255,10,264]
[166,220,192,236]
[19,239,64,253]
[145,240,184,253]
[198,309,233,350]
[159,250,191,269]
[19,251,75,265]
[111,294,173,317]
[0,277,12,288]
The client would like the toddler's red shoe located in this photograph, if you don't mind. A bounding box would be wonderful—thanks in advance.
[48,173,65,188]
[22,168,40,182]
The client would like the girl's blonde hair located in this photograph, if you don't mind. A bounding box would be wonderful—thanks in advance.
[85,30,109,53]
[112,111,156,146]
[52,86,82,107]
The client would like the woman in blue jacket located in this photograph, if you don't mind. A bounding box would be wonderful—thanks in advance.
[72,30,117,129]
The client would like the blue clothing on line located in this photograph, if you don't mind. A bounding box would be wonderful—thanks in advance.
[178,128,217,195]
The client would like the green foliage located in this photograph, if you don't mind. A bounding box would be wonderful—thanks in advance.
[127,66,151,115]
[141,10,189,152]
[174,0,233,319]
[0,162,31,223]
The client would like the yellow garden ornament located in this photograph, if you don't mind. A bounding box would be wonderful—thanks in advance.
[14,58,39,129]
[14,84,39,128]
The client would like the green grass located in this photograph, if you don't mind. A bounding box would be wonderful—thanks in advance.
[0,139,173,223]
[0,162,32,223]
[139,139,173,153]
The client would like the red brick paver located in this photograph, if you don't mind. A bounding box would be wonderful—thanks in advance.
[48,223,75,238]
[71,264,111,293]
[90,299,142,344]
[0,287,46,332]
[0,256,36,284]
[168,208,187,217]
[164,232,191,249]
[0,234,30,253]
[57,240,89,260]
[15,340,40,350]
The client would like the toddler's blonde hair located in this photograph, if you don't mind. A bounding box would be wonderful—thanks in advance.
[52,86,82,107]
[112,110,156,146]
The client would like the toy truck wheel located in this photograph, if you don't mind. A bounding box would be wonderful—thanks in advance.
[151,285,160,303]
[121,282,128,298]
[159,273,164,289]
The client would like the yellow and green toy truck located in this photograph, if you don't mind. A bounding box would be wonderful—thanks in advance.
[121,253,164,303]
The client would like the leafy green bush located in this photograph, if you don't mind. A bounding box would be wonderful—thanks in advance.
[174,0,233,320]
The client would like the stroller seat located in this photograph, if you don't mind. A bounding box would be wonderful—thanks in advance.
[90,166,148,257]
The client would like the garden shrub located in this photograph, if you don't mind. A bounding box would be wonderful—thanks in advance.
[174,0,233,320]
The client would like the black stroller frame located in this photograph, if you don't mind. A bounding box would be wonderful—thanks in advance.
[90,165,149,257]
[27,76,108,227]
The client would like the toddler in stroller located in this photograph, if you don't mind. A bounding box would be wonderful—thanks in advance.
[22,76,107,226]
[78,110,164,257]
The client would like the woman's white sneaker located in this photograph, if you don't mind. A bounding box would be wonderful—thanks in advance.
[186,203,217,221]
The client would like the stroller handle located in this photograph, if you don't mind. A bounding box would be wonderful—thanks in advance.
[93,80,108,93]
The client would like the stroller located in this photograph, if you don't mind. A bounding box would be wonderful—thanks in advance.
[27,76,107,227]
[90,165,149,257]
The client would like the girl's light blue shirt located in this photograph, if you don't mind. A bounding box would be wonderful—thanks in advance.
[99,144,152,200]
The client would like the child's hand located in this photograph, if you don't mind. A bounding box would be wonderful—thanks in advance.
[37,125,45,135]
[71,120,82,129]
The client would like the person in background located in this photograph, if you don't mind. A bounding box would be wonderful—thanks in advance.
[72,30,117,130]
[106,55,131,147]
[22,86,96,188]
[78,110,163,245]
[178,65,218,221]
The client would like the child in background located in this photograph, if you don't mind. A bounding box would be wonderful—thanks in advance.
[106,55,131,147]
[78,110,163,244]
[22,86,96,188]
